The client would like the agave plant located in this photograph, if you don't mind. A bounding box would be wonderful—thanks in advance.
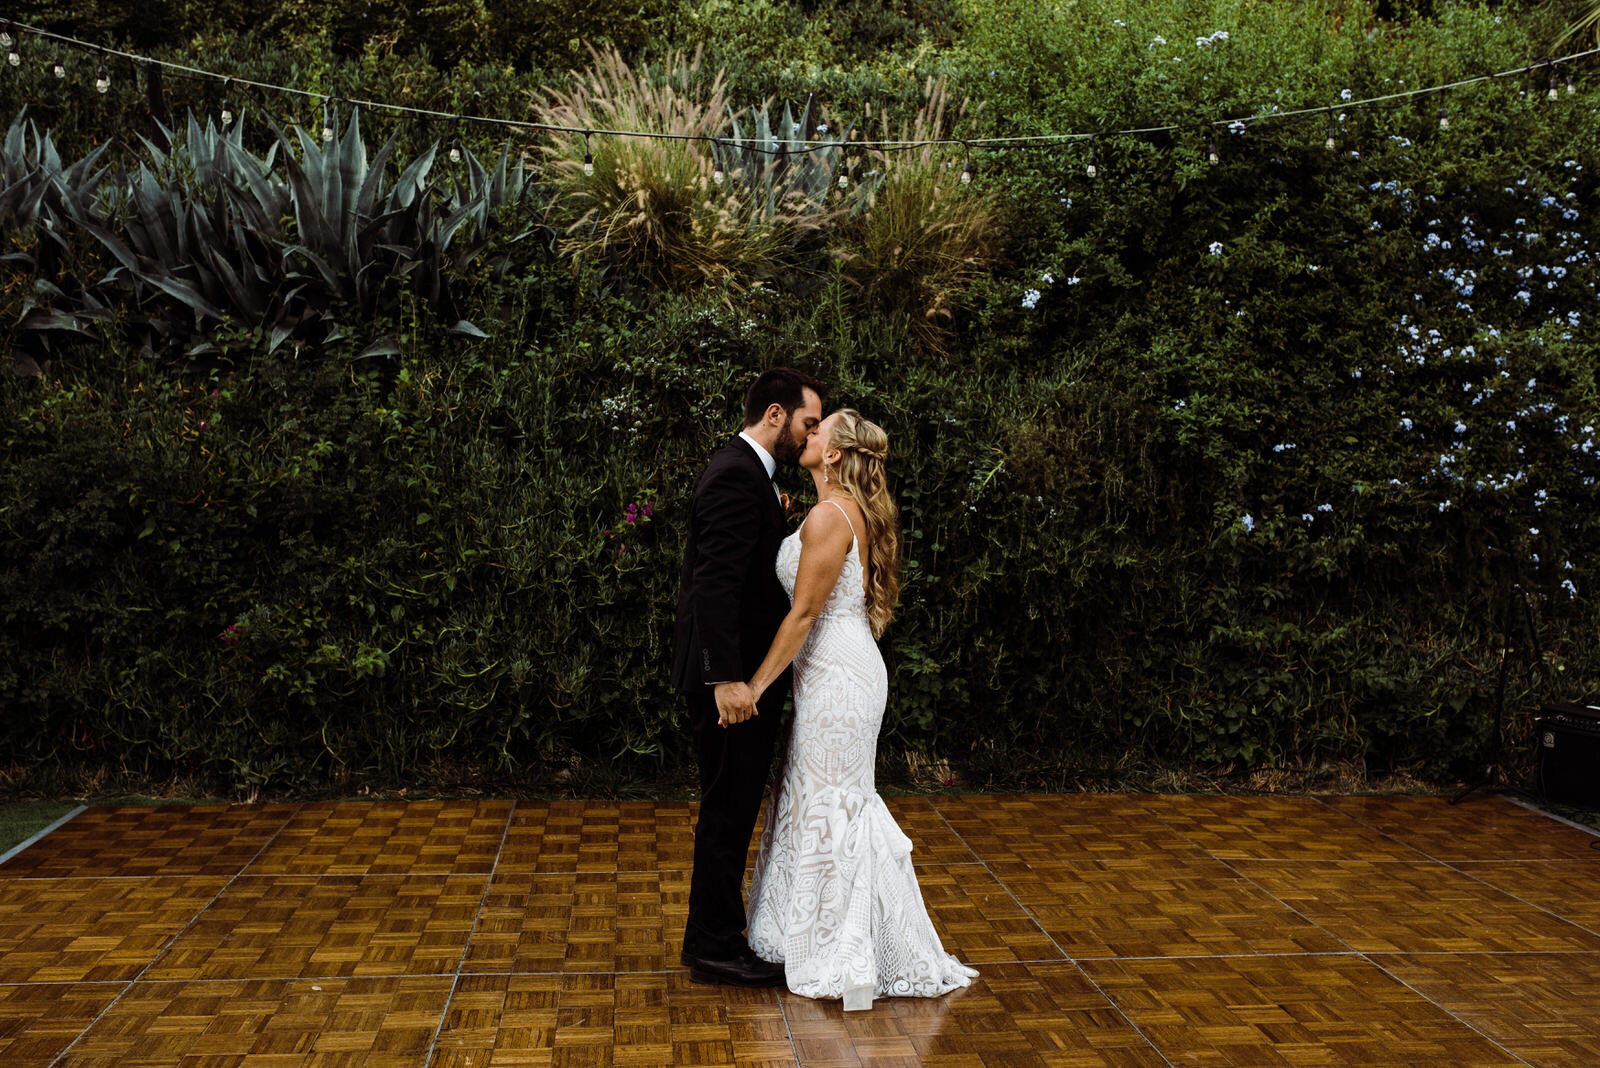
[67,112,290,356]
[535,46,843,296]
[0,115,115,372]
[276,107,538,348]
[63,107,532,359]
[717,96,861,227]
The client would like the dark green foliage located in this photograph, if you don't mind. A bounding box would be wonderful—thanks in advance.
[2,109,536,360]
[2,1,1599,798]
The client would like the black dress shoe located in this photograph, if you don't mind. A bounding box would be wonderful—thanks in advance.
[682,951,785,987]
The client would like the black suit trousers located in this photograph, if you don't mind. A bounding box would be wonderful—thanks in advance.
[682,680,788,960]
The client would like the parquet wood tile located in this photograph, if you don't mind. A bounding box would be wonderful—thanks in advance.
[1081,954,1524,1067]
[1370,952,1600,1068]
[1323,794,1600,861]
[499,801,697,874]
[0,876,228,983]
[780,961,1164,1067]
[0,805,298,879]
[463,870,689,974]
[5,793,1600,1066]
[144,875,487,980]
[933,794,1209,865]
[55,975,452,1067]
[881,796,979,865]
[1135,793,1429,860]
[432,972,798,1067]
[1233,859,1600,954]
[244,801,511,875]
[991,857,1347,959]
[1456,860,1600,935]
[0,982,124,1064]
[915,864,1064,964]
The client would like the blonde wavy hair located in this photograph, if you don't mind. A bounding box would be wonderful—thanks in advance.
[825,409,900,638]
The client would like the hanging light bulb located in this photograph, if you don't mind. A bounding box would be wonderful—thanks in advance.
[582,132,594,177]
[1086,140,1098,179]
[6,35,19,67]
[1548,73,1559,101]
[1324,121,1336,150]
[960,144,973,185]
[221,101,233,124]
[1206,130,1219,165]
[1567,74,1576,96]
[710,138,725,186]
[1438,105,1449,130]
[52,55,65,80]
[321,100,334,143]
[0,29,12,51]
[95,61,110,93]
[449,134,462,164]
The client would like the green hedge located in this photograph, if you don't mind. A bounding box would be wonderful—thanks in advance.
[2,0,1598,796]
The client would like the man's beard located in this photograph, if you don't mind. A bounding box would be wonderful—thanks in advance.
[771,412,804,466]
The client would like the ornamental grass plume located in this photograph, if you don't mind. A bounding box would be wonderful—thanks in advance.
[830,78,1001,354]
[532,46,835,295]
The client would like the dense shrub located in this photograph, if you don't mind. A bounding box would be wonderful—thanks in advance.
[2,0,1598,797]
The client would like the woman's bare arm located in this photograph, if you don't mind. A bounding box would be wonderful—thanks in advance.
[748,505,853,703]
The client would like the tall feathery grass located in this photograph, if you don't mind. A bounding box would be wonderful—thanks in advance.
[832,79,1001,353]
[532,46,838,295]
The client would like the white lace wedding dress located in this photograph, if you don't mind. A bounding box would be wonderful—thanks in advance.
[747,501,977,1010]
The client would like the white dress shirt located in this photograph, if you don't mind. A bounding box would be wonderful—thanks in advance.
[739,431,784,504]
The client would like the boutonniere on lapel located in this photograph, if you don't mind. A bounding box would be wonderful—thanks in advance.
[779,491,792,514]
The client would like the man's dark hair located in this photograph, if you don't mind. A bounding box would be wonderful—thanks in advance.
[743,367,826,427]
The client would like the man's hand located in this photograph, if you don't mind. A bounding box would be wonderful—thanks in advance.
[714,681,758,727]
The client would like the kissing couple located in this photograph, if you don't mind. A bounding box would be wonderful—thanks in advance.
[671,367,976,1011]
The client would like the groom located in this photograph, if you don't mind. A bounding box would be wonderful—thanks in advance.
[672,366,824,986]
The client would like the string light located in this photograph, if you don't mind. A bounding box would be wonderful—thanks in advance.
[449,133,462,164]
[0,18,1592,184]
[711,138,725,186]
[1324,117,1336,150]
[1438,105,1449,130]
[1206,127,1219,165]
[960,142,972,185]
[220,78,233,125]
[321,99,334,142]
[52,54,65,80]
[836,159,848,190]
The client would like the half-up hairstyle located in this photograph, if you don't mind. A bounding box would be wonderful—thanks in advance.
[826,409,900,638]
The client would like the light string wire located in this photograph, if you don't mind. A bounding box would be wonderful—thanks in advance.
[1,18,1596,159]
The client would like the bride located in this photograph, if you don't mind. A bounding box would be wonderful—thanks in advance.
[744,408,976,1011]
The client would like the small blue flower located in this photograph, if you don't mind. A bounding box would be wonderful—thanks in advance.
[1241,513,1255,532]
[1208,241,1223,256]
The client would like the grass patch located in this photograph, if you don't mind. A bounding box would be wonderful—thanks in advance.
[0,801,80,857]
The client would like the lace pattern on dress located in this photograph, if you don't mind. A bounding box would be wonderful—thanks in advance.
[747,501,976,1009]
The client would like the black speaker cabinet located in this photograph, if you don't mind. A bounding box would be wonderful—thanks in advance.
[1535,702,1600,808]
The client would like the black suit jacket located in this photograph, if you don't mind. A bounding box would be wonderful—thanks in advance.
[672,437,791,691]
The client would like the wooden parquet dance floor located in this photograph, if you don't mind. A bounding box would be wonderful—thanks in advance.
[2,793,1598,1066]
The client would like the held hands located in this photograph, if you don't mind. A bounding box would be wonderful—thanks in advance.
[714,681,758,728]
